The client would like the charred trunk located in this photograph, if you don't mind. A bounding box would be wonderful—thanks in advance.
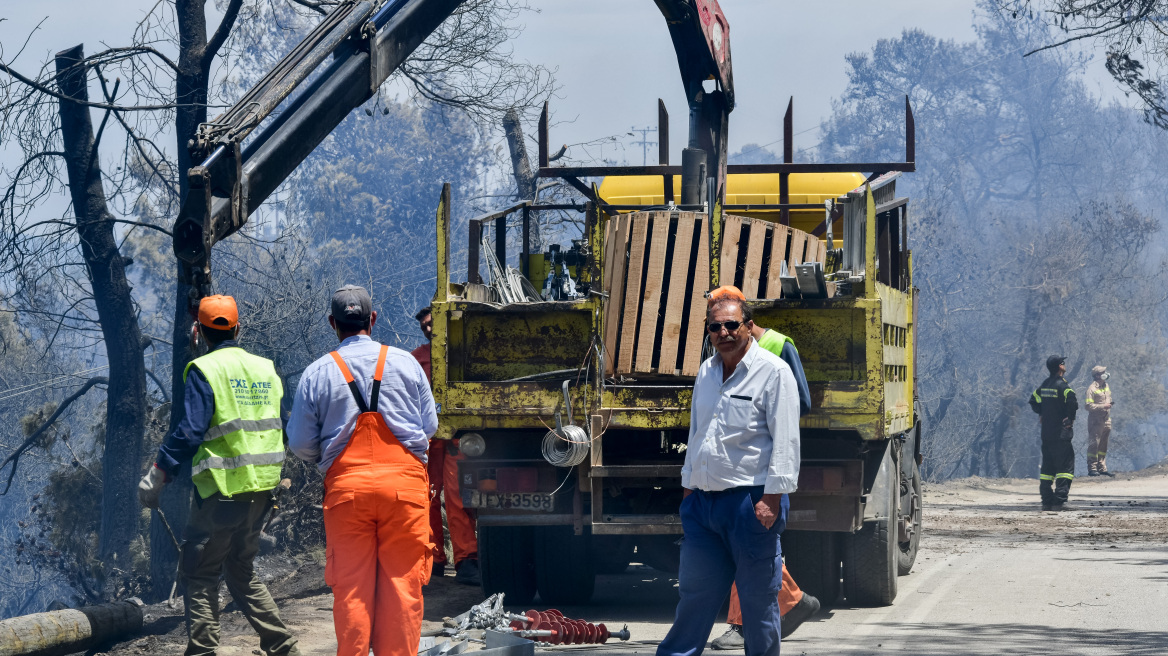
[153,0,216,599]
[503,108,540,249]
[54,46,149,568]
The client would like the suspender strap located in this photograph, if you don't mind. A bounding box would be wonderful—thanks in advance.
[329,351,369,414]
[369,345,388,414]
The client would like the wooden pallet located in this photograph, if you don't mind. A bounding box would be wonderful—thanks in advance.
[719,215,826,299]
[603,211,709,377]
[603,212,823,377]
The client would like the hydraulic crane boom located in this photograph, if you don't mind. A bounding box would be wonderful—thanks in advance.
[654,0,733,206]
[173,0,732,311]
[173,0,466,308]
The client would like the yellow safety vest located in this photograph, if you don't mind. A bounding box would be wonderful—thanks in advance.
[186,347,284,499]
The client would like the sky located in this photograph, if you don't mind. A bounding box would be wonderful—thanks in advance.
[0,1,1131,167]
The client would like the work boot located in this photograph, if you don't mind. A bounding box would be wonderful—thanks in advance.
[1042,503,1054,511]
[781,592,821,638]
[710,624,744,650]
[1100,470,1116,478]
[455,558,481,586]
[1087,470,1099,477]
[431,561,446,580]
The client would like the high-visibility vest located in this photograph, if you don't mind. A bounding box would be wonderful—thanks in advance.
[185,347,284,499]
[757,329,795,357]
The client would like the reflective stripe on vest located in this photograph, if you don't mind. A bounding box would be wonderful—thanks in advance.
[204,417,284,441]
[185,347,284,499]
[192,450,286,475]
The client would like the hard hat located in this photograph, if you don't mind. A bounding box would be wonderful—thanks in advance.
[198,295,238,329]
[1092,365,1107,376]
[707,285,745,306]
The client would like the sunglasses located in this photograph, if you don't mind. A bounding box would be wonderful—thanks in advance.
[707,321,744,333]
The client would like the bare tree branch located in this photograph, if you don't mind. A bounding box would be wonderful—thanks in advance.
[203,0,246,73]
[0,376,108,495]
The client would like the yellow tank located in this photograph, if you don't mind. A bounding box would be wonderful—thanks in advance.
[598,172,865,235]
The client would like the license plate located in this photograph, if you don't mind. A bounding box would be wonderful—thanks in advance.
[468,490,555,512]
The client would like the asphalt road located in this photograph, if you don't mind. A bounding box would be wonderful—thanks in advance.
[109,470,1168,655]
[535,471,1168,656]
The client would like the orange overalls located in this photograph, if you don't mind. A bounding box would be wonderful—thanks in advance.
[426,439,479,568]
[323,346,433,656]
[727,564,803,625]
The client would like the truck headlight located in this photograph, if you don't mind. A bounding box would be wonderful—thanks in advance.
[460,432,486,458]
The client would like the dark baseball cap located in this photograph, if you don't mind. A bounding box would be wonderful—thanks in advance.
[331,285,372,325]
[1046,355,1066,372]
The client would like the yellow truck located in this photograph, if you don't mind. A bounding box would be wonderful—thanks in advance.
[427,99,922,607]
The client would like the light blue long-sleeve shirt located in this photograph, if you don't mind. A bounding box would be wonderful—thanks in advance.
[682,338,801,494]
[287,335,437,472]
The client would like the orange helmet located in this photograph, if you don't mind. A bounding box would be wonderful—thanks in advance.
[198,295,238,329]
[706,285,745,306]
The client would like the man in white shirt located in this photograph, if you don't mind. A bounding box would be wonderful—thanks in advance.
[656,297,800,656]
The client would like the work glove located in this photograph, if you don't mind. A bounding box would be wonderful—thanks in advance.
[138,464,168,509]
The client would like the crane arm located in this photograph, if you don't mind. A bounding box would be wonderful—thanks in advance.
[653,0,733,204]
[173,0,466,306]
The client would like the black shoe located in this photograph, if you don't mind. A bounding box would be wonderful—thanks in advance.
[711,624,745,650]
[1087,471,1099,477]
[455,559,481,586]
[432,561,446,580]
[1100,470,1116,478]
[1042,503,1053,511]
[781,593,821,638]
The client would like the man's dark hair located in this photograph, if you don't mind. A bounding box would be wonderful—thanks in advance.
[334,317,371,333]
[707,298,753,323]
[200,324,237,347]
[415,306,432,322]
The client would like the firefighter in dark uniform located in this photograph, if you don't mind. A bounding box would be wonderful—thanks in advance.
[1028,355,1078,511]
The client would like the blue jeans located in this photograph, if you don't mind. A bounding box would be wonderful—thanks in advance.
[657,486,786,656]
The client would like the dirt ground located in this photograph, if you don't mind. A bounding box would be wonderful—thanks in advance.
[97,466,1168,655]
[101,558,485,656]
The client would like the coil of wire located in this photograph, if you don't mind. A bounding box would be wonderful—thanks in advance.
[542,424,590,467]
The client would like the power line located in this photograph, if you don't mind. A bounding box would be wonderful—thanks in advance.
[629,125,657,166]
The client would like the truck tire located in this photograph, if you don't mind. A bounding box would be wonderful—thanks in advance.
[782,530,841,605]
[898,460,922,575]
[843,468,898,606]
[534,526,595,604]
[479,525,537,605]
[592,535,634,575]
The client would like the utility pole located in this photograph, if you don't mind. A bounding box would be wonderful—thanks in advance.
[630,125,658,166]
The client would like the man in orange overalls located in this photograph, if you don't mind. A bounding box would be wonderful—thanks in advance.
[411,306,480,585]
[288,286,437,656]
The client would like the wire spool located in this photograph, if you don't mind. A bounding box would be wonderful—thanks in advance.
[542,424,590,467]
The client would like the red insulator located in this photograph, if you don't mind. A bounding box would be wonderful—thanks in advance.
[549,621,566,645]
[512,609,626,645]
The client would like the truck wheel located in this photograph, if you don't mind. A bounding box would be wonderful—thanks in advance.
[534,526,595,604]
[592,535,634,575]
[843,468,898,606]
[480,525,537,605]
[898,461,922,575]
[782,530,841,605]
